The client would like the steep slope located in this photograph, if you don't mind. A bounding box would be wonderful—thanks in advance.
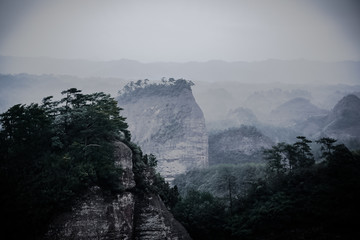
[296,94,360,149]
[117,79,208,182]
[269,97,328,127]
[208,126,274,165]
[323,94,360,143]
[44,141,191,240]
[326,94,360,127]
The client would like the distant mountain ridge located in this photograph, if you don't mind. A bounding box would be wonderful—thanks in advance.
[296,94,360,149]
[269,97,329,127]
[324,94,360,135]
[208,125,274,165]
[1,56,359,84]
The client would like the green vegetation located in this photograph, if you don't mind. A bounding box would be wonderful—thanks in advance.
[0,88,165,239]
[174,164,265,199]
[0,88,177,239]
[125,141,179,210]
[208,125,272,165]
[263,136,315,174]
[117,78,195,102]
[173,137,360,240]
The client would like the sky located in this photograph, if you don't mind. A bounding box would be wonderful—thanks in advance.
[0,0,359,63]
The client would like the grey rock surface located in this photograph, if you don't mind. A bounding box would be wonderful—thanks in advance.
[44,142,191,240]
[44,187,135,240]
[119,87,208,182]
[134,193,192,240]
[114,141,136,190]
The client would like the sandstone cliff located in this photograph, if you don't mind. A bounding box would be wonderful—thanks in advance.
[117,79,208,182]
[44,141,191,240]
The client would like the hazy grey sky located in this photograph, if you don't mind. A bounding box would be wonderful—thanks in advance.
[0,0,359,62]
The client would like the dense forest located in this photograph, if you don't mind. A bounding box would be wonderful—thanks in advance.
[172,137,360,240]
[0,89,176,239]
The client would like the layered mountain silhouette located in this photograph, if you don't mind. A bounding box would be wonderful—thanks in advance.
[296,94,360,148]
[208,126,274,165]
[1,56,359,84]
[269,97,328,127]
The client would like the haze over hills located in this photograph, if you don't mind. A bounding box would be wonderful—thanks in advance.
[1,55,360,84]
[295,94,360,148]
[1,0,360,238]
[269,97,329,127]
[208,126,274,166]
[1,56,360,150]
[193,82,360,131]
[0,73,127,113]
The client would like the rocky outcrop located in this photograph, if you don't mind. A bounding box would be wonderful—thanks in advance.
[114,141,136,190]
[44,141,191,240]
[44,187,135,240]
[117,80,208,182]
[134,193,191,240]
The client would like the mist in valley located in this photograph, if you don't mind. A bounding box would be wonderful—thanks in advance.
[1,0,360,239]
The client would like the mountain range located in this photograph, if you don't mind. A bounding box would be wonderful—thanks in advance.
[1,56,359,84]
[296,94,360,148]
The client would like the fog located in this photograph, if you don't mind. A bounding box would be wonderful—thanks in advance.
[2,2,360,239]
[0,0,360,62]
[1,0,360,133]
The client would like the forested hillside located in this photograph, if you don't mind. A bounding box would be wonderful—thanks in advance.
[173,137,360,240]
[0,89,183,239]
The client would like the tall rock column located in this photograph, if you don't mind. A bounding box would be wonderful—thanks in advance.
[118,80,208,182]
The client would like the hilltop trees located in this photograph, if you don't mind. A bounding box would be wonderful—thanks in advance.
[117,78,195,101]
[0,88,131,238]
[263,136,314,174]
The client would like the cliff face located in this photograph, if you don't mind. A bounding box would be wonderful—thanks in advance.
[44,141,191,240]
[118,83,208,182]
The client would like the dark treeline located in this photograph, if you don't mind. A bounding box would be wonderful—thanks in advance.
[0,89,130,238]
[171,137,360,240]
[0,89,176,239]
[117,78,195,102]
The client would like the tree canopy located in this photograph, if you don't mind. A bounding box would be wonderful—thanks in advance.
[0,89,131,238]
[117,78,195,102]
[173,137,360,240]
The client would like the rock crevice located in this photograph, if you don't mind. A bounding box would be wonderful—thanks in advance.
[44,142,191,240]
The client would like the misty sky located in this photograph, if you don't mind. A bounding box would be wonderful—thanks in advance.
[0,0,359,63]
